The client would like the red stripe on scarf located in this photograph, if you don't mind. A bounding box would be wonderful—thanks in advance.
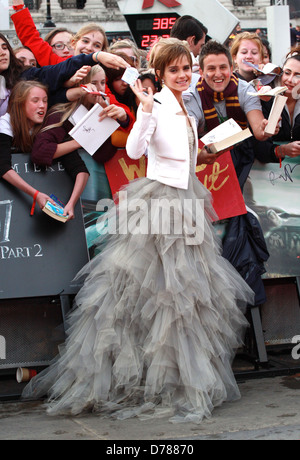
[196,75,248,132]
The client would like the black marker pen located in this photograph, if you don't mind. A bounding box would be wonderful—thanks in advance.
[143,91,161,104]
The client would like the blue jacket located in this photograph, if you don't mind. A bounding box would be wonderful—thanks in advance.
[21,53,96,107]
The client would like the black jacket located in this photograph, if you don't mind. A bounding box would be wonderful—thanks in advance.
[220,73,278,306]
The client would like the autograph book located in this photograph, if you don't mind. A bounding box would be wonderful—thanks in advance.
[199,118,252,154]
[264,94,288,136]
[42,195,68,223]
[69,103,119,155]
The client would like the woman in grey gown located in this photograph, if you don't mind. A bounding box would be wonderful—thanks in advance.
[22,39,253,424]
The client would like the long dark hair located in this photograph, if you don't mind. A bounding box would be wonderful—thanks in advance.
[8,80,48,152]
[0,33,24,88]
[103,52,138,114]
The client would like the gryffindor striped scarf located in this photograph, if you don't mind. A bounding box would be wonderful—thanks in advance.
[196,74,247,131]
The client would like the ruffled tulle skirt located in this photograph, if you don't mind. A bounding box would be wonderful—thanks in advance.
[22,173,253,423]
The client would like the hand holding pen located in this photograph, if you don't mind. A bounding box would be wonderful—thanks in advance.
[80,84,110,107]
[98,103,127,123]
[130,79,155,113]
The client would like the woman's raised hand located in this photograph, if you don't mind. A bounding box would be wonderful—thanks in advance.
[130,79,154,113]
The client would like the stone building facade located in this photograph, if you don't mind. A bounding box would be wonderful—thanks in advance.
[5,0,300,47]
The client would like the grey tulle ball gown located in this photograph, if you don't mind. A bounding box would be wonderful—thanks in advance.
[22,127,253,423]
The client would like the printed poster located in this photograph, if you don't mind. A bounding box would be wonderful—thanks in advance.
[244,158,300,278]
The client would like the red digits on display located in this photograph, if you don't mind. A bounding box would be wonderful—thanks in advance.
[140,17,178,48]
[141,34,170,48]
[152,17,177,30]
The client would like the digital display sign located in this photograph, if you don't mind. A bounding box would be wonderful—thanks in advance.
[125,13,180,49]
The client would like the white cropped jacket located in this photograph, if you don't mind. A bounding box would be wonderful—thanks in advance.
[126,86,198,190]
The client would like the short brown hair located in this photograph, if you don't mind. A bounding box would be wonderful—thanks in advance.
[199,40,232,70]
[44,27,74,45]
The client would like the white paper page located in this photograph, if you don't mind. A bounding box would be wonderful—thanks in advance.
[68,104,89,126]
[247,86,287,97]
[121,67,139,85]
[242,60,280,75]
[200,118,242,145]
[69,104,119,155]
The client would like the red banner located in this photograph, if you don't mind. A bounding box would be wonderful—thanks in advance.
[142,0,181,8]
[195,150,246,220]
[104,148,246,221]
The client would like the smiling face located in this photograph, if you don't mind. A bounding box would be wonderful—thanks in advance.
[50,31,74,57]
[234,39,262,78]
[74,31,105,55]
[281,57,300,98]
[25,87,48,127]
[159,55,192,99]
[200,53,232,93]
[0,38,10,73]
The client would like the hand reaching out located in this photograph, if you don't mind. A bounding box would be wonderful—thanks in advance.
[130,79,154,113]
[280,141,300,158]
[197,145,226,165]
[64,66,91,88]
[36,192,54,210]
[263,117,281,138]
[98,104,127,122]
[63,202,74,220]
[95,52,130,70]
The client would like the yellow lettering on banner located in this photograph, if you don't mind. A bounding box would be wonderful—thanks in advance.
[196,164,207,173]
[118,156,146,181]
[196,162,229,192]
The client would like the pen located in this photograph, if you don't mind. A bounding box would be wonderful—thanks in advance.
[102,95,109,106]
[143,91,161,104]
[80,85,108,97]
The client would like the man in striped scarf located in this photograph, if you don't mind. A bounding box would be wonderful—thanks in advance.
[183,40,272,165]
[183,40,279,314]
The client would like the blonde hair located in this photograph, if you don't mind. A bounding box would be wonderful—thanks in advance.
[41,66,106,132]
[148,37,181,68]
[8,80,48,152]
[230,31,264,66]
[90,64,105,78]
[109,39,141,67]
[72,23,108,51]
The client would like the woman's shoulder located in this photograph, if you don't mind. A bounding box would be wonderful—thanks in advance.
[44,110,64,124]
[43,108,72,130]
[0,113,13,137]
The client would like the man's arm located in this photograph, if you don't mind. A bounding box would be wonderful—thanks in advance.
[246,109,271,141]
[239,79,275,142]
